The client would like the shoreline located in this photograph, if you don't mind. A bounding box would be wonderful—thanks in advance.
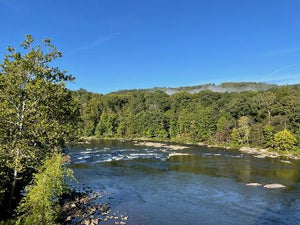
[60,189,128,225]
[78,137,300,160]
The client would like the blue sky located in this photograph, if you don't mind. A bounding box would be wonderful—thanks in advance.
[0,0,300,93]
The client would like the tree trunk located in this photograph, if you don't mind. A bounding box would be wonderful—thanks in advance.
[7,101,25,214]
[267,109,271,124]
[7,169,18,214]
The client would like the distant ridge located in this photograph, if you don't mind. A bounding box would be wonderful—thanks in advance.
[111,82,278,95]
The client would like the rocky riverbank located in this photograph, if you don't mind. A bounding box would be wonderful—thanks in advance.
[59,188,128,225]
[239,146,300,160]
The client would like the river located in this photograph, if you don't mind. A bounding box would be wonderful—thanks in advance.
[68,140,300,225]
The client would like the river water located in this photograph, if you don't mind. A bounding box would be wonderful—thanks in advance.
[68,140,300,225]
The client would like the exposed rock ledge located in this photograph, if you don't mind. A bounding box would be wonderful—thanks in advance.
[134,141,189,150]
[239,147,299,160]
[264,184,286,189]
[246,183,262,186]
[168,153,191,158]
[246,183,286,189]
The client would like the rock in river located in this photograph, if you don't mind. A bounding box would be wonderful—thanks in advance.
[246,183,262,186]
[264,184,286,189]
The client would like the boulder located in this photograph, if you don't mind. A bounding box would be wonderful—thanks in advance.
[264,184,286,189]
[246,183,262,186]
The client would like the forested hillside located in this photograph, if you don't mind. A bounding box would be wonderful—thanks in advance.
[73,84,300,153]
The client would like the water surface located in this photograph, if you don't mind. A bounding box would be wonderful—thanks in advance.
[68,140,300,225]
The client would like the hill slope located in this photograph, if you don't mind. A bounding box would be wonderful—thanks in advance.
[112,82,278,95]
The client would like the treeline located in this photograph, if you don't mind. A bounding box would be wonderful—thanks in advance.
[74,84,300,152]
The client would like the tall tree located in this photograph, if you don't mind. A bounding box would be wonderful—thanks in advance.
[231,116,251,146]
[237,116,251,145]
[216,116,232,143]
[0,35,77,214]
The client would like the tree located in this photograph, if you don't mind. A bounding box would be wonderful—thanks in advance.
[237,116,251,145]
[263,124,274,147]
[0,35,77,214]
[194,107,217,142]
[249,123,264,147]
[95,109,117,137]
[176,106,216,142]
[81,95,102,136]
[215,116,232,143]
[273,129,297,151]
[230,116,251,147]
[257,92,276,122]
[231,128,240,148]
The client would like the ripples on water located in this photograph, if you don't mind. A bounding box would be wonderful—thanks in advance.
[68,140,300,225]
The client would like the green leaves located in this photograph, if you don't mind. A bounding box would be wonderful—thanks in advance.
[230,116,251,147]
[1,34,74,83]
[263,124,274,147]
[274,129,297,152]
[16,153,73,225]
[216,116,233,143]
[0,35,78,216]
[176,106,216,142]
[75,84,300,154]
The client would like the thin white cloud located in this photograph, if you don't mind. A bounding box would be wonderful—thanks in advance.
[69,32,120,54]
[252,64,300,84]
[264,76,300,84]
[258,65,294,82]
[267,65,293,76]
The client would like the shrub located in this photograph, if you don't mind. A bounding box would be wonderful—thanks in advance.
[16,153,72,225]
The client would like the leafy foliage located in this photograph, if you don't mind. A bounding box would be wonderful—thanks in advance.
[16,153,72,225]
[274,129,297,152]
[0,35,78,217]
[216,116,232,143]
[75,84,300,153]
[263,125,274,147]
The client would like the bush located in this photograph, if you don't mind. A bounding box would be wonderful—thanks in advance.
[16,153,72,225]
[274,129,297,152]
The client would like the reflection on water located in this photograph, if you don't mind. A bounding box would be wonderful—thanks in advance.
[168,155,300,185]
[68,140,300,225]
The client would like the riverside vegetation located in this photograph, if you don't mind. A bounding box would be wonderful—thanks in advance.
[73,83,300,157]
[1,35,300,224]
